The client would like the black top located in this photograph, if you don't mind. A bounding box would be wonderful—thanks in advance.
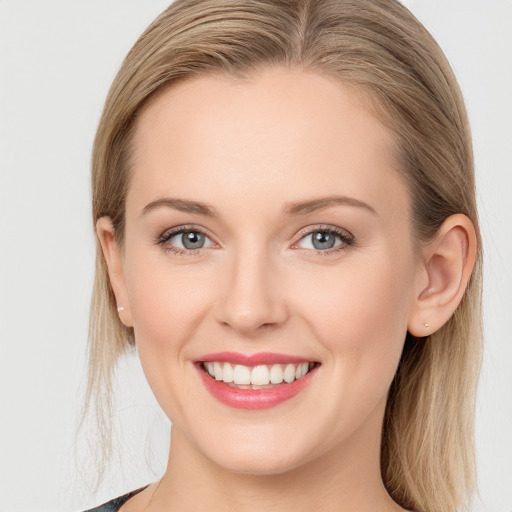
[83,486,148,512]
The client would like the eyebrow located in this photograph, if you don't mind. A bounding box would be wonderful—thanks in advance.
[141,198,217,217]
[282,195,377,216]
[140,195,377,218]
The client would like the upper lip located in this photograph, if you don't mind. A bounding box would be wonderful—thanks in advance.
[195,351,318,366]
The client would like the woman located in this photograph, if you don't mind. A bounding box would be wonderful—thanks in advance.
[84,0,482,511]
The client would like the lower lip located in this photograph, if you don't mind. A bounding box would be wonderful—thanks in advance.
[195,364,318,410]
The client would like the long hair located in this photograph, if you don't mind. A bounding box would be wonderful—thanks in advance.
[85,1,483,510]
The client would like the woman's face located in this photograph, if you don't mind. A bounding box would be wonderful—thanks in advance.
[114,68,424,474]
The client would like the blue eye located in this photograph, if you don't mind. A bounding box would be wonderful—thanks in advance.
[157,225,352,255]
[158,228,215,253]
[173,231,207,250]
[296,228,353,252]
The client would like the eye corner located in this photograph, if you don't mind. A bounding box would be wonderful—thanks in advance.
[291,225,355,255]
[155,224,219,255]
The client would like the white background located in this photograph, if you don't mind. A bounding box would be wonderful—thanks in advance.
[0,1,511,511]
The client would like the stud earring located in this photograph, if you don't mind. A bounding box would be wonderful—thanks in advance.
[117,306,125,312]
[423,322,430,328]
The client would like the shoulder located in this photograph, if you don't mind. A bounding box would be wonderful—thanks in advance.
[82,486,148,512]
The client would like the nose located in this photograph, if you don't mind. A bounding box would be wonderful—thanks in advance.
[214,247,289,336]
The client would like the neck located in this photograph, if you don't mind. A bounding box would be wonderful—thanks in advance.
[146,406,403,512]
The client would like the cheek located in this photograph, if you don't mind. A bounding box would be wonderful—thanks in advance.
[122,247,216,411]
[295,249,414,381]
[285,252,415,439]
[126,248,212,347]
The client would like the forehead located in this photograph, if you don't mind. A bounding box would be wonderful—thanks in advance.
[128,67,408,221]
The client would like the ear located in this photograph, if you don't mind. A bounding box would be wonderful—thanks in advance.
[408,214,478,337]
[96,216,133,327]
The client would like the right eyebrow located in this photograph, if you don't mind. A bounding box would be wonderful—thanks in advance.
[140,198,218,217]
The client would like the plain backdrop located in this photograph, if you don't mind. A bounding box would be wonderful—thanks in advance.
[0,1,511,511]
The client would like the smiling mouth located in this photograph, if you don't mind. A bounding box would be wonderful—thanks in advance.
[199,361,320,389]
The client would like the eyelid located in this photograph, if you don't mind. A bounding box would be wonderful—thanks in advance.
[154,223,354,255]
[155,224,219,253]
[290,224,355,252]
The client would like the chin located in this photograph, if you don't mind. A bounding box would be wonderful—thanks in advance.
[211,449,305,476]
[196,428,314,476]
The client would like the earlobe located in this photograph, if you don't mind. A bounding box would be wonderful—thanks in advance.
[408,214,477,337]
[96,217,133,327]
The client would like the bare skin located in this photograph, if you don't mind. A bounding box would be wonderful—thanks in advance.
[97,67,477,512]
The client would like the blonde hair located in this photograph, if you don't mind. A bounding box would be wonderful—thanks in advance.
[86,1,483,510]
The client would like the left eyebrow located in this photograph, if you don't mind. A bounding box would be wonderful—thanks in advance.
[282,195,377,216]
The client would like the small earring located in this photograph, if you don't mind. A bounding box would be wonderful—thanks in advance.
[423,322,430,328]
[117,306,125,312]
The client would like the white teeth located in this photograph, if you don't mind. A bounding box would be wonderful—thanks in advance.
[283,363,295,383]
[214,362,223,381]
[270,364,284,384]
[205,362,215,377]
[233,364,251,385]
[251,365,270,386]
[202,361,316,386]
[222,362,234,383]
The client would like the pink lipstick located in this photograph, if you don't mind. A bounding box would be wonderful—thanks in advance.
[194,352,320,410]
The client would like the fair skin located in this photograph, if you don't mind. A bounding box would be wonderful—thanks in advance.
[97,67,477,512]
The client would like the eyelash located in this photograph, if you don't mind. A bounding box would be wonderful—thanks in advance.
[155,224,355,256]
[292,225,355,256]
[155,225,216,256]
